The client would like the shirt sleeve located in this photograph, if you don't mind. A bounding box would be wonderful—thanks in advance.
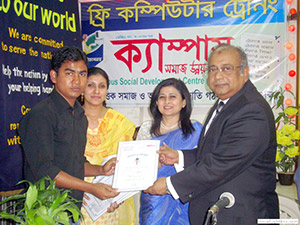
[174,150,184,172]
[19,109,61,181]
[166,176,179,199]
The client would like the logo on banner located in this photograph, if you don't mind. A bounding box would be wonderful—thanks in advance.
[82,31,103,67]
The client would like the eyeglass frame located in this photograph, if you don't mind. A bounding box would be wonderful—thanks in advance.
[207,64,244,76]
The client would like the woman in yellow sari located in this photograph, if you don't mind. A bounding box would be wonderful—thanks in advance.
[80,67,136,225]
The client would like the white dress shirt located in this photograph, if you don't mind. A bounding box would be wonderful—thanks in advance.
[166,98,229,199]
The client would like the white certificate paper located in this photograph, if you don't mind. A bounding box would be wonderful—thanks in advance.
[83,155,139,221]
[112,140,160,191]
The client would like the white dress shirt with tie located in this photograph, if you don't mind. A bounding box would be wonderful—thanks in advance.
[166,98,229,199]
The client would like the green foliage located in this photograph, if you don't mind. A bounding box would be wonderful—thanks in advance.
[270,87,297,126]
[0,177,82,225]
[270,87,300,173]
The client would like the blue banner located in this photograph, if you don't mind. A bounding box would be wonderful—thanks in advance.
[0,0,81,191]
[81,0,285,32]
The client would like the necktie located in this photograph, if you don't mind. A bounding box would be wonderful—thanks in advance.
[214,101,224,120]
[204,101,225,135]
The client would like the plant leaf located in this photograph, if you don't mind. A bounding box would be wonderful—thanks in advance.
[0,211,25,224]
[26,207,39,222]
[0,177,82,225]
[66,205,80,222]
[48,192,68,216]
[25,185,38,210]
[0,193,25,205]
[50,203,70,217]
[37,177,46,191]
[34,215,55,225]
[55,211,70,225]
[36,205,47,215]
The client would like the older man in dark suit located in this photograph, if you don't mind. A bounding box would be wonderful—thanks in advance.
[145,44,279,225]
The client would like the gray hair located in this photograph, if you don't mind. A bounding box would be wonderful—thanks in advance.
[208,44,248,70]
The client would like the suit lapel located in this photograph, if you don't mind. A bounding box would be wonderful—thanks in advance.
[197,101,218,150]
[196,80,254,154]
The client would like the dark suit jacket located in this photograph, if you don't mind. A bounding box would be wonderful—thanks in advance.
[171,80,279,225]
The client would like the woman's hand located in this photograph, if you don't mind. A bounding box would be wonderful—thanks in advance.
[107,201,124,213]
[102,157,116,176]
[82,193,90,206]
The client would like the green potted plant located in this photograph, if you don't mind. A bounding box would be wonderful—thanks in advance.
[0,176,82,225]
[271,86,300,185]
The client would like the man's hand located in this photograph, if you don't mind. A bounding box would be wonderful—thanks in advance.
[158,143,179,165]
[54,170,119,200]
[90,183,119,200]
[102,157,116,176]
[144,177,167,195]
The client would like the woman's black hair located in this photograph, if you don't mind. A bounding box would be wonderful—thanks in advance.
[87,67,109,89]
[150,78,194,138]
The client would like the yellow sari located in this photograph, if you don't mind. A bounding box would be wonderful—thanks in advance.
[81,109,136,225]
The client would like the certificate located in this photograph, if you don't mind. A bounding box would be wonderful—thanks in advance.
[112,140,160,191]
[83,155,139,221]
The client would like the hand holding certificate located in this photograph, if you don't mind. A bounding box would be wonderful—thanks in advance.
[83,174,137,221]
[113,140,160,191]
[83,155,138,221]
[83,140,160,221]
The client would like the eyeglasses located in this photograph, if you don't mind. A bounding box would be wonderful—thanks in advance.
[207,65,243,76]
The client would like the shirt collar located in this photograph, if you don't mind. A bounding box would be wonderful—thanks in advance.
[50,89,85,118]
[218,98,229,105]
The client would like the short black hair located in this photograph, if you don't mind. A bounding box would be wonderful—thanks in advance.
[150,78,194,138]
[51,46,88,73]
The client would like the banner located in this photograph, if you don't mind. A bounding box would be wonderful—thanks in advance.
[0,0,81,191]
[81,0,286,106]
